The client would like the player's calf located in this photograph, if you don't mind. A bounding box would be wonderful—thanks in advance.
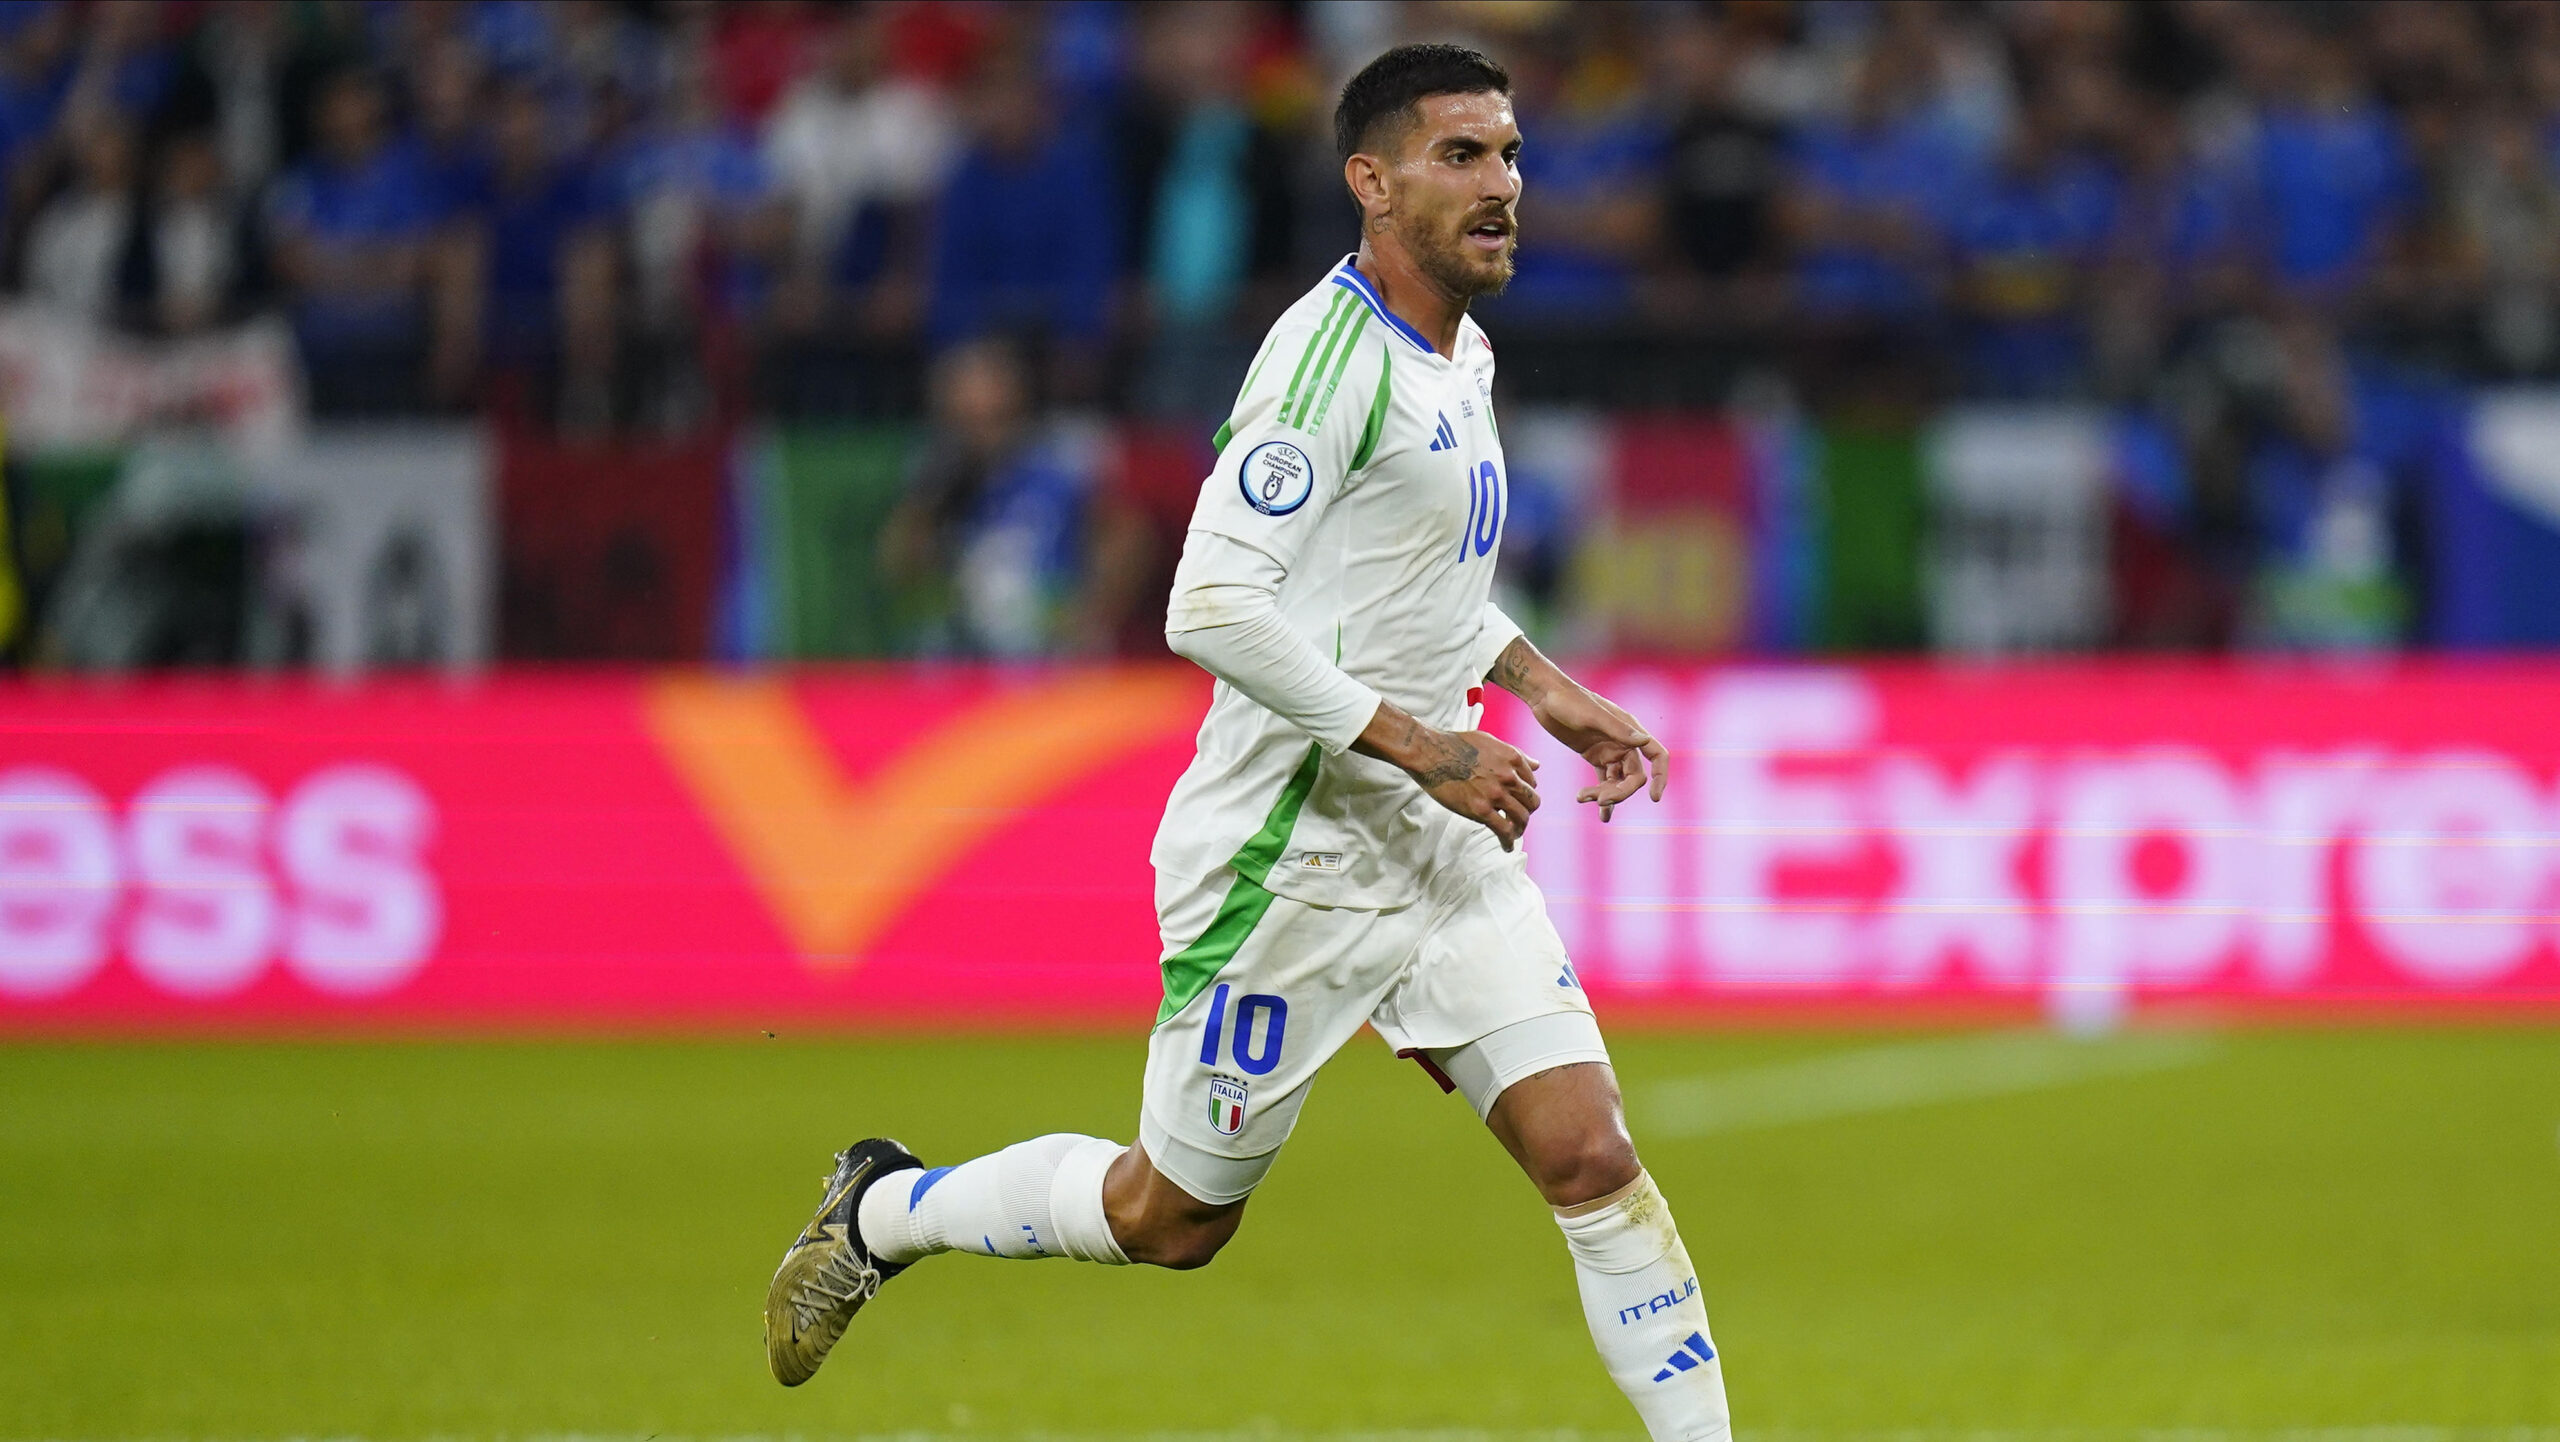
[1475,1038,1732,1441]
[1102,1142,1247,1269]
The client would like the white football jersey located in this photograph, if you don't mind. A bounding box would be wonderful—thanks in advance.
[1152,255,1516,911]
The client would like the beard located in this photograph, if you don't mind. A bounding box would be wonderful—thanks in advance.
[1401,206,1518,300]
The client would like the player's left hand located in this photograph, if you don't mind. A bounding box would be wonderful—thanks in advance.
[1529,685,1668,822]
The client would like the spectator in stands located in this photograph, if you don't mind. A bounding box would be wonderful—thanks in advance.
[1942,66,2121,397]
[705,0,828,128]
[1656,10,1788,328]
[1074,421,1212,657]
[123,128,259,335]
[265,68,449,410]
[2238,312,2427,650]
[1118,0,1296,415]
[1774,36,1976,409]
[926,37,1117,375]
[453,77,618,427]
[20,111,134,322]
[550,0,667,124]
[9,0,2558,670]
[60,0,173,128]
[2233,12,2417,301]
[1497,11,1665,324]
[764,3,954,336]
[0,3,74,189]
[608,38,787,426]
[156,0,292,203]
[404,35,491,226]
[879,337,1099,658]
[2090,89,2253,393]
[2362,8,2523,369]
[461,0,560,86]
[1777,39,1969,325]
[2444,105,2560,375]
[2121,87,2256,289]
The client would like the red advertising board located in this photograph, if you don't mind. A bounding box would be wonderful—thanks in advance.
[1513,665,2560,1025]
[3,663,2557,1032]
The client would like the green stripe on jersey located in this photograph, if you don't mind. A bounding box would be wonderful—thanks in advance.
[1211,325,1293,452]
[1290,301,1363,428]
[1154,742,1323,1025]
[1231,742,1323,884]
[1349,348,1394,472]
[1303,310,1371,433]
[1153,874,1278,1027]
[1278,292,1352,431]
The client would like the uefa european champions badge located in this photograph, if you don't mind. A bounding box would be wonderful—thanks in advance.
[1208,1073,1249,1136]
[1239,440,1315,516]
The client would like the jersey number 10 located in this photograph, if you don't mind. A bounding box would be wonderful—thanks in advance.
[1460,460,1502,561]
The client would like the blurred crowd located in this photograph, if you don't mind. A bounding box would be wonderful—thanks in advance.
[7,0,2560,657]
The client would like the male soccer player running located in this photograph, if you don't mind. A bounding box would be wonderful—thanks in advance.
[762,44,1732,1440]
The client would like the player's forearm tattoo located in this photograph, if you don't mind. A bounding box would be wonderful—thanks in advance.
[1410,733,1480,787]
[1353,701,1476,784]
[1487,635,1545,703]
[1359,703,1479,784]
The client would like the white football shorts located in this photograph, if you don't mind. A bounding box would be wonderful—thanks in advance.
[1138,840,1609,1206]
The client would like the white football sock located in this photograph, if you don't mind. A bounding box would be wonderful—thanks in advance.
[1554,1171,1732,1442]
[856,1134,1129,1266]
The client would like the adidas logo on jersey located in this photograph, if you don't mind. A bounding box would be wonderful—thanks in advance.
[1428,412,1457,451]
[1650,1331,1716,1382]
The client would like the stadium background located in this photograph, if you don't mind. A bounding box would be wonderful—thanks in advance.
[1,1,2556,1438]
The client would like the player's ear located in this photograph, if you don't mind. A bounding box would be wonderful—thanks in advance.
[1344,151,1390,224]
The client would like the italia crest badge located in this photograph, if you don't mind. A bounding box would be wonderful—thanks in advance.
[1207,1073,1249,1136]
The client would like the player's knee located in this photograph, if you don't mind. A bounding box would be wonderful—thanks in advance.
[1531,1127,1641,1209]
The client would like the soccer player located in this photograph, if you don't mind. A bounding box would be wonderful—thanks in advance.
[763,44,1733,1441]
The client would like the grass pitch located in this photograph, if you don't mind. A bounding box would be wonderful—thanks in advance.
[1,1027,2555,1439]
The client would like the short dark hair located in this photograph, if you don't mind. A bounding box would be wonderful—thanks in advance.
[1333,43,1511,161]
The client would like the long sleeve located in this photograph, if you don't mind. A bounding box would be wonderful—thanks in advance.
[1471,601,1525,685]
[1164,530,1382,754]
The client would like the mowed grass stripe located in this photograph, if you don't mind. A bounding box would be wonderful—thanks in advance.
[1640,1028,2221,1138]
[9,1432,2556,1442]
[7,1431,2558,1442]
[1,1032,2554,1436]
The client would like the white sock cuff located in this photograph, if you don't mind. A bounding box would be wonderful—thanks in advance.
[1046,1136,1130,1264]
[985,1135,1074,1256]
[1552,1169,1677,1275]
[856,1163,931,1265]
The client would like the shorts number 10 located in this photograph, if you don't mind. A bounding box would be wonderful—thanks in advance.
[1197,982,1289,1075]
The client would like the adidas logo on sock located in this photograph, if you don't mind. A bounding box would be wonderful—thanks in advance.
[1650,1331,1715,1382]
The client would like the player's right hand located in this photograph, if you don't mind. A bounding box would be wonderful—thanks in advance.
[1409,728,1541,851]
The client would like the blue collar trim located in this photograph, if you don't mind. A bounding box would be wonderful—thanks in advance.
[1330,257,1438,356]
